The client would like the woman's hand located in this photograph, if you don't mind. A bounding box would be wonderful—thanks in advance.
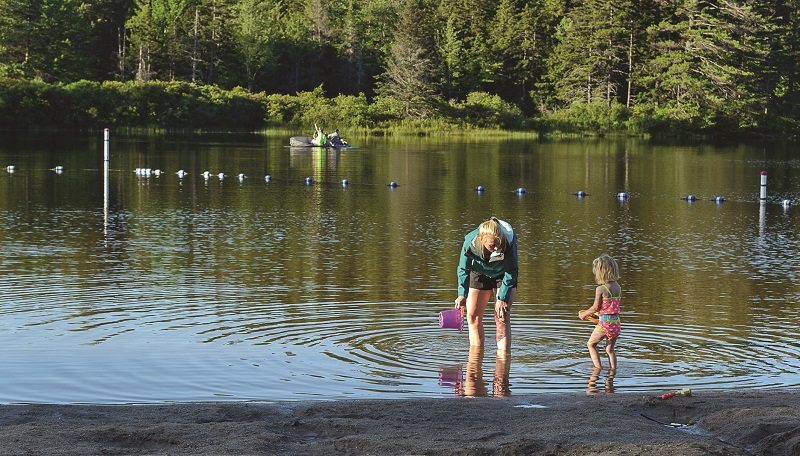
[495,299,508,321]
[454,296,466,313]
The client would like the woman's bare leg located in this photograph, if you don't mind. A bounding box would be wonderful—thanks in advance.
[466,289,491,347]
[494,288,515,352]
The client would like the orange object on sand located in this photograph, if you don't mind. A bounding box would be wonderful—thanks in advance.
[659,392,677,400]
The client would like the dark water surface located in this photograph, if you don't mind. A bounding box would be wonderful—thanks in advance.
[1,131,798,403]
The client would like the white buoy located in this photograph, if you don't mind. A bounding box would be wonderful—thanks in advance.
[515,187,526,194]
[52,166,64,173]
[153,169,162,176]
[305,177,314,185]
[575,190,587,197]
[264,175,272,183]
[682,194,696,201]
[202,171,211,179]
[176,170,186,178]
[782,199,792,208]
[217,172,225,180]
[616,192,628,199]
[341,179,350,187]
[475,185,486,193]
[388,181,398,188]
[711,196,725,203]
[760,170,767,202]
[238,173,246,182]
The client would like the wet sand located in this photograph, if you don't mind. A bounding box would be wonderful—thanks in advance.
[1,390,798,455]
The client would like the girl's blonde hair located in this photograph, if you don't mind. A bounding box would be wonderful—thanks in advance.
[477,217,507,250]
[592,254,620,285]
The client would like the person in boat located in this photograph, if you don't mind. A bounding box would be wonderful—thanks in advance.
[328,129,341,146]
[312,123,328,146]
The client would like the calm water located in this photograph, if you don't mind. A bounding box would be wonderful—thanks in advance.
[1,131,799,404]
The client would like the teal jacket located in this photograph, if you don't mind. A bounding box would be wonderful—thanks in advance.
[457,221,518,301]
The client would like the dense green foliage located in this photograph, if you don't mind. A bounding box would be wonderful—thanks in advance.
[0,0,799,135]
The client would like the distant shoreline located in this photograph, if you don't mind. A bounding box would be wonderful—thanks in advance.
[1,390,798,455]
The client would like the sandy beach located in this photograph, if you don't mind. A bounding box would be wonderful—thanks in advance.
[1,390,798,455]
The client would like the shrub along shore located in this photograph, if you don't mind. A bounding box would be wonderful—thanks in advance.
[0,79,795,139]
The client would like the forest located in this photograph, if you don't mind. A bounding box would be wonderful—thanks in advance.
[0,0,799,136]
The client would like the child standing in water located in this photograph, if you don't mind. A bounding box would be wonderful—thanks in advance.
[578,254,621,369]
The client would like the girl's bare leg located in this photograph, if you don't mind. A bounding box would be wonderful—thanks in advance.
[605,338,617,369]
[587,329,605,369]
[466,289,491,347]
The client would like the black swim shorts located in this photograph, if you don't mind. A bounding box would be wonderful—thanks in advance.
[469,270,501,290]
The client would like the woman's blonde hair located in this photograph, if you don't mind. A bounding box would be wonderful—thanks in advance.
[592,254,619,285]
[477,217,507,250]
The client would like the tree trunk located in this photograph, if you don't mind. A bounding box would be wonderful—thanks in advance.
[192,8,199,83]
[626,30,632,108]
[117,27,127,81]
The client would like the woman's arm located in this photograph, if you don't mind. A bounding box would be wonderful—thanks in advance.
[497,239,518,302]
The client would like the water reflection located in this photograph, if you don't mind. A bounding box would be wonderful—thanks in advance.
[464,347,488,397]
[1,133,800,403]
[586,368,616,395]
[457,347,512,398]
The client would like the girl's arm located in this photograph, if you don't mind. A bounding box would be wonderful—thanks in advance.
[578,286,604,320]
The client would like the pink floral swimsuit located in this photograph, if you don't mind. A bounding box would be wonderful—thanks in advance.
[596,284,621,340]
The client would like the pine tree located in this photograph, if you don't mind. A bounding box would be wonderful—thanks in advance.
[376,0,441,118]
[0,0,92,81]
[544,0,633,108]
[232,0,282,90]
[638,0,771,130]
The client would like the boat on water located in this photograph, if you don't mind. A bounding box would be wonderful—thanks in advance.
[289,136,350,148]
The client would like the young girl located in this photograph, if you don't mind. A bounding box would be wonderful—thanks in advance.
[578,254,621,369]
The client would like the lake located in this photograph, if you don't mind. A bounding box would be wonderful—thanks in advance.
[1,131,798,404]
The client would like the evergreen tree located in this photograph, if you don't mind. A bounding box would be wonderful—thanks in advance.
[376,0,441,118]
[544,0,633,108]
[637,0,771,130]
[0,0,92,81]
[127,0,194,81]
[489,0,562,112]
[232,0,281,90]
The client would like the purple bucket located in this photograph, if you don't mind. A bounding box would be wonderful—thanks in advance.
[439,308,464,331]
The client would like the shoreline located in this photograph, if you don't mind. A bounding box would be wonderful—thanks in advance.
[1,391,799,455]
